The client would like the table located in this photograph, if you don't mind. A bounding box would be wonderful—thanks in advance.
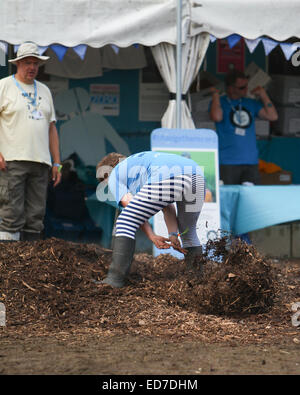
[220,185,300,235]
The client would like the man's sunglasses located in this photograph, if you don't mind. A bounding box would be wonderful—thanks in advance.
[234,84,248,90]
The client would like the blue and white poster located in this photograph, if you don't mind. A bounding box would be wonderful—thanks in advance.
[151,128,220,258]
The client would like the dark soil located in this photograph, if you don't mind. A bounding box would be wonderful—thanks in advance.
[0,237,300,375]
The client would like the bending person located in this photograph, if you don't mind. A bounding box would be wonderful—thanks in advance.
[96,151,206,288]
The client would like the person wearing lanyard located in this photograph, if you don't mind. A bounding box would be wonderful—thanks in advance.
[0,42,62,241]
[209,69,278,243]
[209,69,278,185]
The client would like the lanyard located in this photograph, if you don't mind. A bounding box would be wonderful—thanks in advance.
[13,74,37,107]
[227,96,242,124]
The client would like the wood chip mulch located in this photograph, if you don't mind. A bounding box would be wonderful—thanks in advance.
[0,237,299,344]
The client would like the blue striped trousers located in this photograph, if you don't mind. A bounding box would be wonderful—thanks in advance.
[115,174,205,248]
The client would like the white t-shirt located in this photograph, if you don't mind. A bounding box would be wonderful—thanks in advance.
[0,75,56,166]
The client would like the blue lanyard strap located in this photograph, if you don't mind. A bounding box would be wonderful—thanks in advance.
[227,97,242,123]
[226,96,242,113]
[12,75,37,107]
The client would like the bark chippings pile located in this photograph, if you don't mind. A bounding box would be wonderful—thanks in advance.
[0,237,299,343]
[185,237,276,316]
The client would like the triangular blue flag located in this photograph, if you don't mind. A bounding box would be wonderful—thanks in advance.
[133,44,139,48]
[38,46,49,55]
[245,38,261,53]
[262,38,278,56]
[227,34,241,49]
[0,42,7,66]
[111,45,119,54]
[0,41,8,54]
[50,44,68,62]
[280,42,300,61]
[73,44,87,60]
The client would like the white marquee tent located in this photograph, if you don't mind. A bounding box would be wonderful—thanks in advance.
[1,0,300,128]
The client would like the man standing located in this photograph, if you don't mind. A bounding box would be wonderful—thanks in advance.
[209,69,278,185]
[0,42,61,241]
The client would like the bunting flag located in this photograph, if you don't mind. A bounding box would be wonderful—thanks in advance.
[50,44,68,62]
[110,45,120,54]
[0,42,7,66]
[209,34,300,61]
[262,38,278,56]
[227,34,241,49]
[7,42,138,63]
[280,42,300,61]
[4,37,300,66]
[38,46,49,56]
[0,41,8,54]
[72,44,88,60]
[245,38,261,53]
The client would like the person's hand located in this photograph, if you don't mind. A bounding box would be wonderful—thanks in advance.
[0,153,6,171]
[151,234,172,250]
[168,235,188,255]
[209,86,220,95]
[52,166,62,187]
[251,86,266,98]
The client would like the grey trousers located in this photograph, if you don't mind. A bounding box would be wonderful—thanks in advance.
[0,161,49,234]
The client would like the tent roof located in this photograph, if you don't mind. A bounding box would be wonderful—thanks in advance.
[0,0,189,47]
[1,0,300,48]
[191,0,300,41]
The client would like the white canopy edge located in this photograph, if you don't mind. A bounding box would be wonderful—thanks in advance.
[2,1,300,50]
[191,0,300,41]
[0,0,190,47]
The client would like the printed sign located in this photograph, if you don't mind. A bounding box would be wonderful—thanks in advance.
[90,84,120,116]
[151,128,220,258]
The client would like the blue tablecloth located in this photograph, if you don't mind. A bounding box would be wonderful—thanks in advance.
[220,185,300,235]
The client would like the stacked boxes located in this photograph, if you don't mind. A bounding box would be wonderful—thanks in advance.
[273,106,300,136]
[255,119,270,137]
[259,170,292,185]
[249,222,300,258]
[268,74,300,106]
[249,224,291,258]
[292,222,300,258]
[268,74,300,136]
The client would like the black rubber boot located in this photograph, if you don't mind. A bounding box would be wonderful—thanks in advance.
[185,246,203,272]
[102,236,136,288]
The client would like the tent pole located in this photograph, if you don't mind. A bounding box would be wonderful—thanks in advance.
[176,0,182,129]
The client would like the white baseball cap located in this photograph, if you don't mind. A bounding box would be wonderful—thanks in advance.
[8,42,49,65]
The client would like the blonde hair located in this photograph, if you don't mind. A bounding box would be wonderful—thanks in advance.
[96,152,126,182]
